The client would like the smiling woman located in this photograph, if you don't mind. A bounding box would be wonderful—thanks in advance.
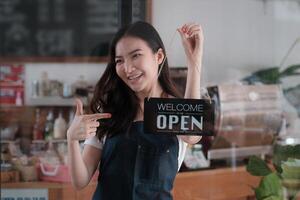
[115,36,164,96]
[67,21,204,200]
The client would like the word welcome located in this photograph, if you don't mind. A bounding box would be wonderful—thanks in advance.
[157,103,202,112]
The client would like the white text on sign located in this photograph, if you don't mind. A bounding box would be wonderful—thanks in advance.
[157,103,203,112]
[156,115,203,131]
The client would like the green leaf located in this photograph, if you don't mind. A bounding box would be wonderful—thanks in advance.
[247,156,272,176]
[279,64,300,77]
[262,196,282,200]
[253,67,281,84]
[242,64,300,84]
[242,67,281,84]
[255,173,282,200]
[283,84,300,94]
[254,67,280,84]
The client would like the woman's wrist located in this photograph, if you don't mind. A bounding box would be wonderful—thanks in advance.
[187,63,202,75]
[67,130,76,142]
[187,57,202,70]
[67,137,80,145]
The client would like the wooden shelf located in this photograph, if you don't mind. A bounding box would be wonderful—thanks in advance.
[0,140,19,144]
[208,145,272,160]
[27,96,88,106]
[32,139,67,143]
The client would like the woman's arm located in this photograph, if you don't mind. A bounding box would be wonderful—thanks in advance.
[67,140,101,189]
[178,23,204,144]
[68,139,101,190]
[67,99,111,189]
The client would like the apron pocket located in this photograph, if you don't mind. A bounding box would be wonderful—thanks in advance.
[134,181,172,200]
[135,144,176,184]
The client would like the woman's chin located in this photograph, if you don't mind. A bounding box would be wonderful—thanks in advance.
[130,86,143,93]
[129,85,149,96]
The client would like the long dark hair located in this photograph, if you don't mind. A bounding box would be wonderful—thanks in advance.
[90,21,181,140]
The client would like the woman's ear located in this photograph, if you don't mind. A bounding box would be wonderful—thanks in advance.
[156,48,165,65]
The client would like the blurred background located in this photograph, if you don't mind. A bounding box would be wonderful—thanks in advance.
[1,0,299,199]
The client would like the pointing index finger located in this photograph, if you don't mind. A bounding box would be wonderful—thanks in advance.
[83,113,112,120]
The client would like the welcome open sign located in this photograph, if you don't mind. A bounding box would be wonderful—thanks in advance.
[144,98,214,136]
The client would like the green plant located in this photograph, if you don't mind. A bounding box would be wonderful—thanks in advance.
[242,37,300,118]
[242,64,300,84]
[247,155,300,200]
[242,37,300,85]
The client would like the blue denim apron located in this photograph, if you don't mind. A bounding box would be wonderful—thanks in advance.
[92,121,179,200]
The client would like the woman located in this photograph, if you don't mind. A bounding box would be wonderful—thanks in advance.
[67,21,203,200]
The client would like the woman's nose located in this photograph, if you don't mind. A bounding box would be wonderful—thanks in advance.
[124,60,134,73]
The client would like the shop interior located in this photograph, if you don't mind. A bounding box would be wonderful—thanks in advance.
[1,0,300,199]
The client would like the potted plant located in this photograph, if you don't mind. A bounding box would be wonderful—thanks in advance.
[244,37,300,200]
[247,155,300,200]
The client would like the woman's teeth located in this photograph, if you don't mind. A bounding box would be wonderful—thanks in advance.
[128,73,142,80]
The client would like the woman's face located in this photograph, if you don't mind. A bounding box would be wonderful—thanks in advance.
[115,36,163,95]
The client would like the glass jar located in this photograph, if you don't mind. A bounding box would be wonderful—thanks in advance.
[273,135,300,199]
[273,135,300,169]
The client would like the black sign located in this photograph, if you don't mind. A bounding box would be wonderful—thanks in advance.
[0,0,148,57]
[144,98,215,136]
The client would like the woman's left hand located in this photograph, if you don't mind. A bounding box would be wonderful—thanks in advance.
[177,24,203,144]
[177,23,204,69]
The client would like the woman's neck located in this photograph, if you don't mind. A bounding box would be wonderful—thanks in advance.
[136,83,164,103]
[134,84,164,121]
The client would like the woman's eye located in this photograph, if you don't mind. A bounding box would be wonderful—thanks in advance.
[115,59,123,64]
[132,53,141,59]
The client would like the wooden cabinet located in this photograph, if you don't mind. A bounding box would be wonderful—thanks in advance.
[2,166,260,200]
[173,166,260,200]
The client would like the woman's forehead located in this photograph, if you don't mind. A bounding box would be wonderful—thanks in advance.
[115,36,150,56]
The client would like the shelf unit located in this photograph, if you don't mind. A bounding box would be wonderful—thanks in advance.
[208,145,272,160]
[32,139,67,143]
[27,96,88,106]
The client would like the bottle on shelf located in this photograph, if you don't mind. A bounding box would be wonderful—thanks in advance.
[32,80,39,98]
[15,91,23,106]
[39,71,50,97]
[54,111,67,139]
[62,82,72,98]
[72,75,88,97]
[33,108,44,140]
[44,110,54,140]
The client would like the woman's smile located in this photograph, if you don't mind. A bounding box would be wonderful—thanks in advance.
[127,72,143,81]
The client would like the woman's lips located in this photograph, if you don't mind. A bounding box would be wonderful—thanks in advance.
[128,73,143,80]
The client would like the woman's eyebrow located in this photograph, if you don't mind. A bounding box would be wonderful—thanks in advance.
[116,49,142,58]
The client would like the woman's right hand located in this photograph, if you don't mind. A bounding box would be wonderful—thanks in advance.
[177,23,204,69]
[67,98,111,141]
